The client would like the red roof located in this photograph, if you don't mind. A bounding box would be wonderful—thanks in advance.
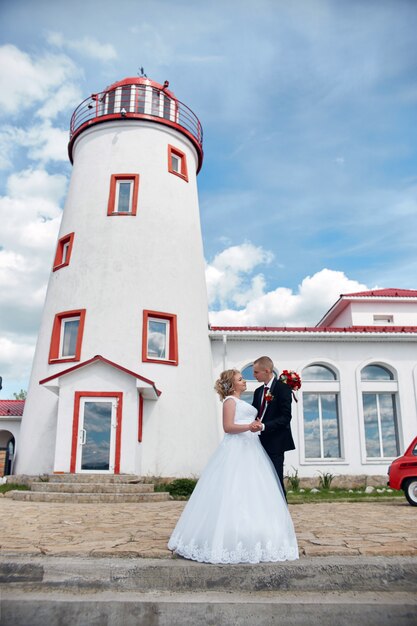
[39,354,161,396]
[0,400,25,416]
[342,289,417,298]
[210,326,417,334]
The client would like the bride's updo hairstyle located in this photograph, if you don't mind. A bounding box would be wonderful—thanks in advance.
[214,369,239,400]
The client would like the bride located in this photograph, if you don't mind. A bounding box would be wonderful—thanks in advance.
[168,369,299,564]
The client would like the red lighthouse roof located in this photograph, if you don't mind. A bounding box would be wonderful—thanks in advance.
[68,76,204,171]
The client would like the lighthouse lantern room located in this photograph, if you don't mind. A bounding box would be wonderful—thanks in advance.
[16,77,219,477]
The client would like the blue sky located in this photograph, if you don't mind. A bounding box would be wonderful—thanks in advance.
[1,0,417,397]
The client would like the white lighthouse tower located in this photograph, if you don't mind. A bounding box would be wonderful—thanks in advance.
[16,76,219,477]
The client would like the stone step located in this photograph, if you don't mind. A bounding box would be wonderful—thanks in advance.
[1,555,416,593]
[44,474,145,484]
[6,491,170,503]
[2,555,416,625]
[2,589,416,626]
[30,482,155,494]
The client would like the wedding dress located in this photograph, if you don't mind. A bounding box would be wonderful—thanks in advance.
[168,396,299,564]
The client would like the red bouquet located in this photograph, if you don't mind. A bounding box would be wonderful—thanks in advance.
[279,370,301,401]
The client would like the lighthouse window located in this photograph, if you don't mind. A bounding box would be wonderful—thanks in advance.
[147,318,169,360]
[142,310,179,366]
[168,145,188,182]
[115,181,133,213]
[48,309,86,363]
[107,174,139,216]
[53,233,74,271]
[61,317,80,358]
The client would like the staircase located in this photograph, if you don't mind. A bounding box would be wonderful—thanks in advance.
[6,474,170,503]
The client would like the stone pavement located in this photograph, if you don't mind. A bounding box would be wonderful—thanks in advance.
[0,498,416,558]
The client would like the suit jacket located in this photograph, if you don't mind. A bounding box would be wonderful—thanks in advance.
[252,377,295,456]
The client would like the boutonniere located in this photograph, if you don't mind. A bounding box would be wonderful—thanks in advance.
[265,390,274,403]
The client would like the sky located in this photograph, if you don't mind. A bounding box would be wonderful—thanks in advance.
[0,0,416,398]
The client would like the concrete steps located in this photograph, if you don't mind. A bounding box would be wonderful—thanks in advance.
[1,555,416,625]
[6,473,170,503]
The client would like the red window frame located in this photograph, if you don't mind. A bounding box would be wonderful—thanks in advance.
[142,310,178,366]
[53,233,75,271]
[168,145,188,182]
[48,309,86,364]
[107,174,139,216]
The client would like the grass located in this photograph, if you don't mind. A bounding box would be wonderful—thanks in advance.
[0,483,30,494]
[286,486,404,504]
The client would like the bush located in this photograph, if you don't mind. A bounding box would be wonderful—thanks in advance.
[285,468,300,491]
[155,478,197,498]
[0,483,30,494]
[317,471,335,490]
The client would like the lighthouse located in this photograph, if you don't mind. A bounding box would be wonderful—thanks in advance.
[16,76,219,477]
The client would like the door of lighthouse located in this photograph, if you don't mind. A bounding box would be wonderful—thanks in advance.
[76,397,118,473]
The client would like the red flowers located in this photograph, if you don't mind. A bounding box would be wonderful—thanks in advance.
[265,390,274,403]
[279,370,302,390]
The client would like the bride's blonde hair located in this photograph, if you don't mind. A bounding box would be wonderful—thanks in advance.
[214,369,239,400]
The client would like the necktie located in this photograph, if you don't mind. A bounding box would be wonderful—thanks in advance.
[257,386,269,419]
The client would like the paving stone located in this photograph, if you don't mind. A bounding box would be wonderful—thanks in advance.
[0,499,416,559]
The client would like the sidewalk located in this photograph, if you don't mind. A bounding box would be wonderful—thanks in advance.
[1,497,416,558]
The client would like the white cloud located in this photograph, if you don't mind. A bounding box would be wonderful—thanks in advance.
[206,242,273,308]
[0,336,35,382]
[0,44,78,117]
[0,168,65,338]
[207,245,368,326]
[46,31,117,61]
[0,121,69,167]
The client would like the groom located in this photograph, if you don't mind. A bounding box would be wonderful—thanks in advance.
[251,356,295,497]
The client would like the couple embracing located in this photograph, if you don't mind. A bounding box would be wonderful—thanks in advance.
[168,356,299,564]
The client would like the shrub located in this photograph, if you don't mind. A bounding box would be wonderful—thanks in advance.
[285,468,300,491]
[155,478,197,498]
[317,471,335,490]
[0,483,30,494]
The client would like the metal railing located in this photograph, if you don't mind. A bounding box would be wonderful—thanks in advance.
[69,83,203,149]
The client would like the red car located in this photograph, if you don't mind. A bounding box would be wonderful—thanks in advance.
[388,436,417,506]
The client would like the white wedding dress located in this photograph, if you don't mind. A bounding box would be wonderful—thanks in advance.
[168,396,299,564]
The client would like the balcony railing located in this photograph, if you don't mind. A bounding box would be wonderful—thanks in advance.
[69,83,203,153]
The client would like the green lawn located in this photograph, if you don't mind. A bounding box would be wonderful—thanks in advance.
[286,486,404,504]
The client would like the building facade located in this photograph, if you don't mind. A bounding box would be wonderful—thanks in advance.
[211,289,417,478]
[6,74,417,481]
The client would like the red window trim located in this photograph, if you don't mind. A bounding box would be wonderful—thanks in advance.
[168,144,188,182]
[107,174,139,216]
[138,392,143,442]
[48,309,86,364]
[70,391,123,474]
[53,232,75,271]
[142,309,179,366]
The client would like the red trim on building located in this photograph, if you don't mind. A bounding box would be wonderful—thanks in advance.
[138,392,143,443]
[0,400,25,416]
[342,288,417,298]
[70,391,123,474]
[48,309,86,364]
[210,325,417,333]
[168,144,189,182]
[142,310,179,366]
[53,233,75,271]
[39,354,161,395]
[107,174,139,216]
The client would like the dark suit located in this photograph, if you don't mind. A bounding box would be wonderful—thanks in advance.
[252,377,295,496]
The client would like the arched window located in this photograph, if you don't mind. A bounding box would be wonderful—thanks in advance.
[360,363,399,459]
[361,364,393,381]
[302,364,336,381]
[239,363,277,404]
[301,364,341,460]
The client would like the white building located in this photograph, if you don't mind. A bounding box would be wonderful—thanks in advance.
[211,288,417,478]
[8,75,417,480]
